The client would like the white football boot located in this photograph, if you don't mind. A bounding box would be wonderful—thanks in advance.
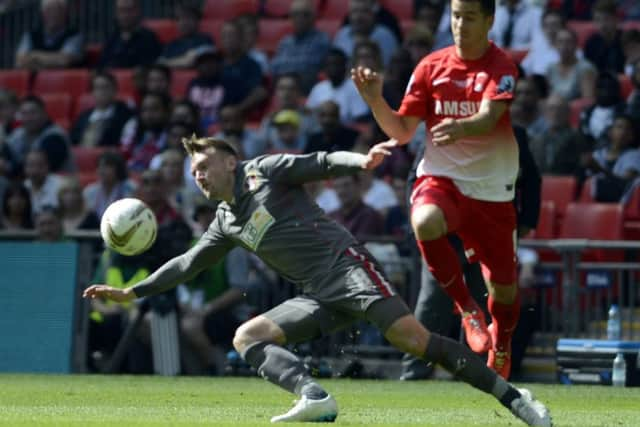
[510,388,552,427]
[271,395,338,423]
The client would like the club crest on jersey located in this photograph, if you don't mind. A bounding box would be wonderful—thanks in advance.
[434,100,481,116]
[239,205,274,250]
[474,72,489,92]
[497,75,515,94]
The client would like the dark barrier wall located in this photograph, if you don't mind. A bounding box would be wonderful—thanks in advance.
[0,242,78,373]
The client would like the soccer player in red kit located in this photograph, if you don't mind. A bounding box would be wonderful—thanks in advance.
[352,0,520,379]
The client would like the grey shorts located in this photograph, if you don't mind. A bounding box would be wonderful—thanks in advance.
[262,245,411,344]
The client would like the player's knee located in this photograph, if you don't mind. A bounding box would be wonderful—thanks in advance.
[411,205,447,241]
[385,315,429,357]
[232,316,283,353]
[488,282,518,304]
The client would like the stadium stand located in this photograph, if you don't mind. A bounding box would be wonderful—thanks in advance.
[144,19,180,45]
[541,175,578,235]
[0,69,31,97]
[202,0,259,20]
[380,0,414,20]
[319,0,349,19]
[41,93,72,129]
[33,69,90,99]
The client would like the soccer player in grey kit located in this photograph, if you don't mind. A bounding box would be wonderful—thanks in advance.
[84,136,551,426]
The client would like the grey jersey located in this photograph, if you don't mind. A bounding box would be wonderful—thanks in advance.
[133,151,367,298]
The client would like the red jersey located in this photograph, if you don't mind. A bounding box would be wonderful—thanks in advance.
[399,42,519,202]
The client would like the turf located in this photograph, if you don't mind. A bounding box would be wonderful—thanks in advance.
[0,374,637,426]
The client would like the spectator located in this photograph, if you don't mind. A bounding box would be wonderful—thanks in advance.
[584,0,626,74]
[237,14,269,75]
[0,182,34,230]
[144,63,172,98]
[169,100,202,134]
[0,89,19,144]
[546,28,597,101]
[579,71,626,144]
[627,60,640,120]
[622,29,640,77]
[330,173,384,241]
[304,179,340,214]
[304,101,359,153]
[551,0,596,20]
[306,48,370,124]
[352,39,384,72]
[136,168,180,226]
[0,149,12,195]
[71,71,134,147]
[7,95,74,173]
[342,0,403,44]
[270,0,331,95]
[213,106,263,159]
[268,110,307,154]
[120,92,171,172]
[23,148,63,215]
[159,1,214,69]
[157,147,198,222]
[511,76,548,141]
[585,113,640,202]
[334,0,399,67]
[415,1,452,51]
[98,0,163,68]
[150,120,199,194]
[359,162,398,214]
[83,151,136,218]
[383,48,414,110]
[520,8,563,77]
[403,24,434,67]
[57,177,100,232]
[186,48,227,129]
[384,174,409,239]
[490,0,542,50]
[35,205,64,241]
[15,0,84,70]
[219,20,268,116]
[529,93,592,176]
[258,73,318,153]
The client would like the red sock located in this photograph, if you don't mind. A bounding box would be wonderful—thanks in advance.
[487,294,521,346]
[417,237,473,309]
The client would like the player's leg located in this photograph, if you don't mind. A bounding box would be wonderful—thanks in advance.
[466,199,520,379]
[411,176,490,353]
[233,298,348,422]
[378,312,551,427]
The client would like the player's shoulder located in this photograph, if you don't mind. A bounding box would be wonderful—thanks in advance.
[416,45,457,70]
[486,42,519,71]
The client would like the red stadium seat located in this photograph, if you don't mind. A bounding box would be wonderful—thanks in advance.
[263,0,321,17]
[199,20,224,45]
[144,19,179,45]
[111,69,137,97]
[0,69,31,97]
[380,0,414,20]
[171,70,197,99]
[72,146,106,174]
[529,200,556,239]
[541,175,578,234]
[400,19,415,38]
[578,176,596,203]
[618,74,633,100]
[258,19,294,54]
[202,0,259,20]
[320,0,349,19]
[623,186,640,240]
[73,93,96,121]
[316,19,341,38]
[569,97,592,128]
[85,43,102,67]
[77,171,98,188]
[41,93,72,124]
[567,20,597,48]
[33,69,90,99]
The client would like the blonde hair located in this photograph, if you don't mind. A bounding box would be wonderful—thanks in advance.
[181,134,238,157]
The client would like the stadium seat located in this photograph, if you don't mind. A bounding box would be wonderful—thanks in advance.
[73,93,96,121]
[199,20,224,45]
[263,0,321,17]
[33,69,90,99]
[541,175,578,234]
[85,43,102,67]
[77,171,98,188]
[320,0,349,19]
[316,19,341,38]
[528,200,556,239]
[578,177,596,203]
[618,74,633,100]
[0,69,31,97]
[202,0,259,20]
[569,97,592,128]
[171,70,197,99]
[567,20,597,48]
[111,69,137,97]
[400,19,415,38]
[144,19,179,45]
[623,186,640,240]
[380,0,414,20]
[258,19,294,54]
[41,93,72,124]
[72,146,106,174]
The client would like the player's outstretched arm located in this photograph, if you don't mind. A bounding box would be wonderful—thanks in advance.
[351,66,420,143]
[83,285,136,303]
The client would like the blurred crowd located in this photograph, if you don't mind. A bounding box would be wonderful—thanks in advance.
[0,0,639,374]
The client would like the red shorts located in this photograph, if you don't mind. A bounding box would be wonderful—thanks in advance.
[411,175,517,284]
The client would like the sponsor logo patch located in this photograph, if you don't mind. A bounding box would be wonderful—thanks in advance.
[238,205,275,250]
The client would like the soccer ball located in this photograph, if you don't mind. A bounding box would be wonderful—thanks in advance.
[100,198,158,256]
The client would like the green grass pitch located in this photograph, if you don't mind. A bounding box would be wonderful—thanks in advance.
[0,374,637,426]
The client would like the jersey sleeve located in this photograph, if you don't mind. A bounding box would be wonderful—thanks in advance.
[398,60,430,118]
[483,55,519,102]
[258,152,365,184]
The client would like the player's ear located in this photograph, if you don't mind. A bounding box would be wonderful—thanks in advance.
[225,154,237,171]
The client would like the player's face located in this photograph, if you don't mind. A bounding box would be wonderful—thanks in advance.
[450,0,493,51]
[190,149,236,201]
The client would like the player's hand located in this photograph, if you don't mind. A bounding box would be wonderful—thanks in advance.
[83,285,136,303]
[351,66,383,104]
[362,139,399,170]
[430,118,465,146]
